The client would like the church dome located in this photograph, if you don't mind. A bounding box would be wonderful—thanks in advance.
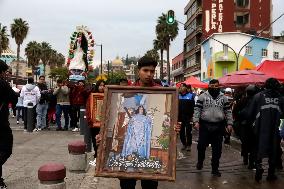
[112,56,123,66]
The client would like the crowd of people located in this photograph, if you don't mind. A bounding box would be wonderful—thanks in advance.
[1,55,284,189]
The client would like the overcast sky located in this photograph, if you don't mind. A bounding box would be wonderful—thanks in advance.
[0,0,283,65]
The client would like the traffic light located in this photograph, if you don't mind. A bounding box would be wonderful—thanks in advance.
[166,10,175,25]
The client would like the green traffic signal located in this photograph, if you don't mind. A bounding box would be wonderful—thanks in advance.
[167,10,175,25]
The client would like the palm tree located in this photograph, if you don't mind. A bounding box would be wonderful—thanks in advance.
[0,23,9,57]
[56,53,65,67]
[40,42,52,75]
[49,49,58,69]
[155,13,178,84]
[25,41,41,73]
[145,49,160,62]
[10,18,29,83]
[154,37,166,80]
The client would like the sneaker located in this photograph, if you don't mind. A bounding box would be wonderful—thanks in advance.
[0,178,7,189]
[37,128,42,131]
[72,128,79,132]
[33,128,38,132]
[24,129,27,132]
[212,170,222,177]
[17,121,19,124]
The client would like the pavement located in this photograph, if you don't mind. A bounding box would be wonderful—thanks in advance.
[4,118,284,189]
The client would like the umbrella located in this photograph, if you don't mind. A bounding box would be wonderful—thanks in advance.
[176,76,208,88]
[219,70,270,87]
[255,60,284,82]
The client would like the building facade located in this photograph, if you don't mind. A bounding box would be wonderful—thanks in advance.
[201,32,284,81]
[171,52,184,82]
[184,0,272,78]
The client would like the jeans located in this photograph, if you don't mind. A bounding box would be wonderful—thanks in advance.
[180,122,192,147]
[16,106,24,122]
[36,103,48,129]
[69,105,81,129]
[56,104,70,129]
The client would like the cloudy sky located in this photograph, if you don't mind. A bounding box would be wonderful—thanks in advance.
[0,0,283,65]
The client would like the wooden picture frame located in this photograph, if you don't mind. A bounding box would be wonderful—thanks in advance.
[95,86,178,181]
[90,93,104,128]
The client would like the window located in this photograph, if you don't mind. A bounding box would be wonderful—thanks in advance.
[261,49,268,57]
[223,45,228,56]
[274,52,279,59]
[236,0,249,7]
[222,67,228,76]
[245,46,252,55]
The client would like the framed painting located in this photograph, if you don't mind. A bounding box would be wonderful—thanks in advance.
[90,93,104,128]
[95,86,178,181]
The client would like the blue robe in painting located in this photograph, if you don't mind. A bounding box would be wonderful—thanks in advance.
[121,114,152,159]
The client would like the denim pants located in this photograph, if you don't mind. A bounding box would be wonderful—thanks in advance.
[56,104,70,129]
[36,103,48,129]
[16,106,24,122]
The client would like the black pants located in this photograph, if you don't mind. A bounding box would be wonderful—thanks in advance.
[120,179,158,189]
[180,122,192,147]
[69,105,81,129]
[23,106,37,130]
[90,127,100,158]
[0,151,12,179]
[197,122,224,171]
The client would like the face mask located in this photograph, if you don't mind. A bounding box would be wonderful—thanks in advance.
[208,88,220,98]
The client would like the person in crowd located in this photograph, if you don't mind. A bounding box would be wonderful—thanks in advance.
[223,88,234,144]
[87,79,106,158]
[95,56,181,189]
[15,90,24,125]
[178,83,195,151]
[245,78,284,182]
[35,75,50,131]
[68,80,91,132]
[234,85,258,169]
[20,77,41,131]
[46,89,57,129]
[0,60,18,188]
[53,79,70,131]
[119,78,129,86]
[193,79,233,177]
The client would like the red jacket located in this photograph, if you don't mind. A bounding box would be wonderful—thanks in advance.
[68,84,91,105]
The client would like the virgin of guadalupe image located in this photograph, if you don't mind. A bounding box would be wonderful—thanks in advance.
[121,105,152,159]
[68,33,88,80]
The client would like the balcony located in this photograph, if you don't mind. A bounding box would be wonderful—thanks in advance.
[215,53,236,63]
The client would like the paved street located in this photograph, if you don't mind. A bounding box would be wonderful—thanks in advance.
[4,118,284,189]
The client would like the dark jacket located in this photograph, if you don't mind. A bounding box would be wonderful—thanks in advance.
[37,82,49,104]
[178,92,195,123]
[245,89,284,160]
[68,83,91,105]
[0,79,18,152]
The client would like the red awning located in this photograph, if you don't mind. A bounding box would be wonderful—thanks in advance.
[256,60,284,82]
[176,76,208,88]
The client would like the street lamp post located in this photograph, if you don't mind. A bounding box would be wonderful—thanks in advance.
[95,44,103,74]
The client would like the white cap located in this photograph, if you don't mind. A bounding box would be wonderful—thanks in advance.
[225,88,232,93]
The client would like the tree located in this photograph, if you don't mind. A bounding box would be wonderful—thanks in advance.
[10,18,29,84]
[155,13,178,84]
[49,67,69,81]
[40,42,52,75]
[49,49,58,69]
[107,70,127,84]
[154,37,166,80]
[281,31,284,36]
[0,23,9,57]
[145,49,160,62]
[25,41,41,72]
[56,53,65,67]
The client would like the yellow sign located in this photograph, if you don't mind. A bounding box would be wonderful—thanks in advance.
[95,74,107,81]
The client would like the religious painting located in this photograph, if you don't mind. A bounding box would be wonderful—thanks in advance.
[90,93,104,128]
[95,86,178,181]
